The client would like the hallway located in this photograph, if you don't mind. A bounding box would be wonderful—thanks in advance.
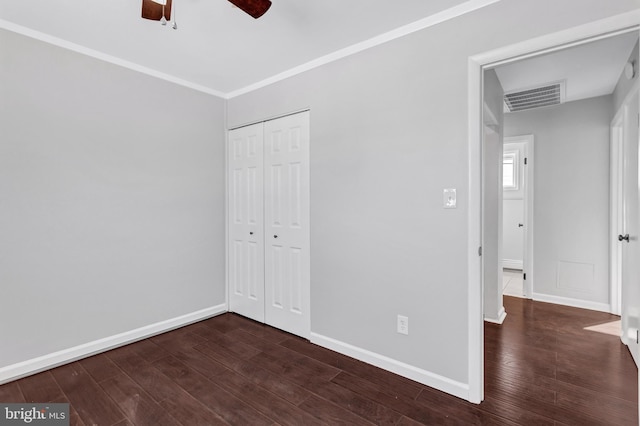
[485,296,637,425]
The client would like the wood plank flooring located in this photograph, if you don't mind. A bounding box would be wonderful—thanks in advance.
[0,296,637,425]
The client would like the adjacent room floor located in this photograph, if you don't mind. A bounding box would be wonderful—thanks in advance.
[503,268,524,298]
[0,297,637,425]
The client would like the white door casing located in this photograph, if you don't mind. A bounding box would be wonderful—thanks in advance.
[227,111,311,339]
[228,123,265,323]
[482,121,505,324]
[468,14,640,405]
[264,112,311,339]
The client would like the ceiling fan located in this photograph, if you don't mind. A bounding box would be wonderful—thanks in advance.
[141,0,272,27]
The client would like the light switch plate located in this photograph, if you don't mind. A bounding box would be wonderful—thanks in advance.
[443,188,456,209]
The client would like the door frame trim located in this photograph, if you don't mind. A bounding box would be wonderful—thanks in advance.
[228,108,311,131]
[467,10,640,404]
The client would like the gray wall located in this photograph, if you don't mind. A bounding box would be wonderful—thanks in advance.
[504,96,612,306]
[0,29,227,368]
[227,0,637,384]
[483,69,505,322]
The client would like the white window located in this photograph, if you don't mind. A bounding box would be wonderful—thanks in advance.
[503,151,519,190]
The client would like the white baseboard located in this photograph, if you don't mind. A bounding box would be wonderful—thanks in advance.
[502,259,523,270]
[310,332,470,401]
[532,293,611,313]
[622,328,639,368]
[630,345,639,368]
[0,304,227,385]
[484,306,507,324]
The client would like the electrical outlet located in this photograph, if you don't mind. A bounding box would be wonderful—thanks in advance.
[397,315,409,335]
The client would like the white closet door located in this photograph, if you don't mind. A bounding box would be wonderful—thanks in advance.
[264,112,311,338]
[228,123,265,323]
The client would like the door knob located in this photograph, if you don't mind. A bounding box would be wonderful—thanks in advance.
[518,223,524,228]
[274,235,278,239]
[618,234,630,242]
[250,231,254,235]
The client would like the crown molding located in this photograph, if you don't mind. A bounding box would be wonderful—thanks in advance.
[226,0,501,98]
[0,19,227,99]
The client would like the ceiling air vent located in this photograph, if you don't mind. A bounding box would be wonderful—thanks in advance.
[504,82,565,112]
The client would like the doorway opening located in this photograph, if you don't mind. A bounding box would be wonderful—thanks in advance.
[467,14,640,403]
[501,134,533,300]
[484,31,637,313]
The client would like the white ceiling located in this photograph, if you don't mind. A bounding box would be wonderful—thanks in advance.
[0,0,483,96]
[495,31,639,106]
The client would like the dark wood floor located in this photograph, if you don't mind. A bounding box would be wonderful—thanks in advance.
[0,296,637,425]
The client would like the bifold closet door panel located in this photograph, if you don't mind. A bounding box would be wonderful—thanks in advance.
[263,111,311,338]
[228,122,265,323]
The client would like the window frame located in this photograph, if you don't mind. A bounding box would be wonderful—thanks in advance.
[503,150,519,191]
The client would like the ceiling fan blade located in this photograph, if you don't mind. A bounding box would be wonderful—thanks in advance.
[228,0,272,19]
[141,0,172,21]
